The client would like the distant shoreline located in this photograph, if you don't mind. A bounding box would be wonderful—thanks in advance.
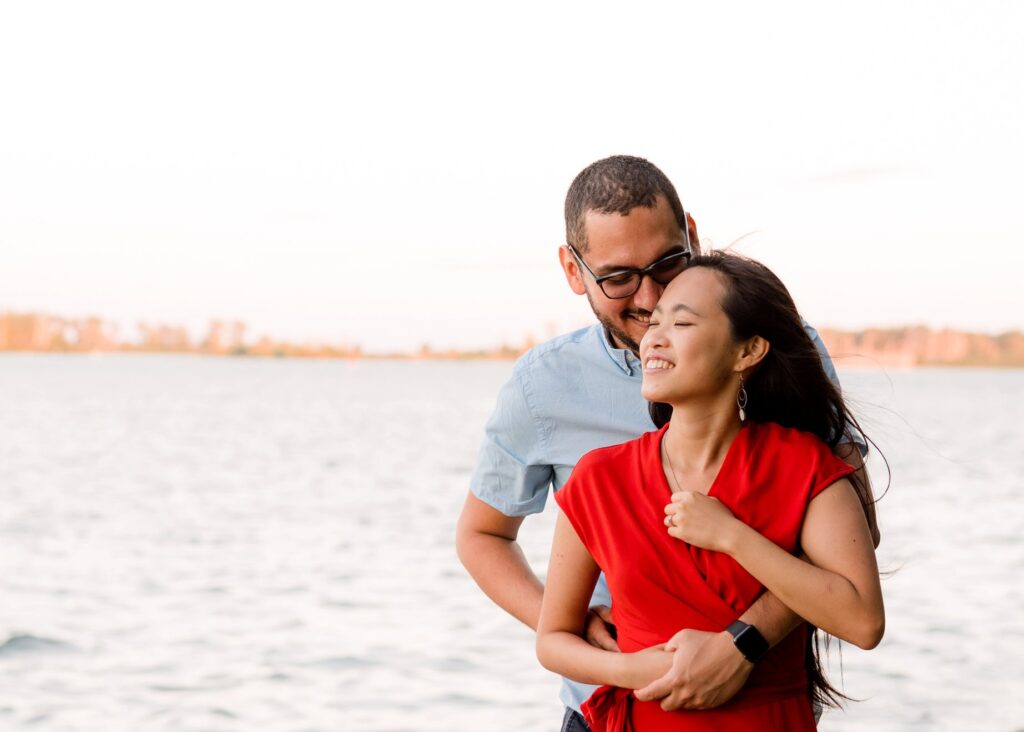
[1,351,1022,370]
[2,311,1023,368]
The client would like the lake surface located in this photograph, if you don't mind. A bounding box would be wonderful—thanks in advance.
[1,356,1022,731]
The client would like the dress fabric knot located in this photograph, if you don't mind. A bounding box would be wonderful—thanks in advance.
[582,685,636,732]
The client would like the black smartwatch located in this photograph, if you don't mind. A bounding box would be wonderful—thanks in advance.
[725,620,769,663]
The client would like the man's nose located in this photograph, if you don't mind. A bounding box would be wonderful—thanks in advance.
[632,274,663,313]
[640,309,668,352]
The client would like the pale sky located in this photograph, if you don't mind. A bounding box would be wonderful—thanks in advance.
[2,1,1022,352]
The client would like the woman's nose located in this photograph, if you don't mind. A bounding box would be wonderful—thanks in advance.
[640,317,667,351]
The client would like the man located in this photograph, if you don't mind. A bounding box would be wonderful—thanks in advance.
[456,155,873,731]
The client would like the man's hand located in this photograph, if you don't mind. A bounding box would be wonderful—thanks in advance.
[584,605,620,652]
[633,628,752,710]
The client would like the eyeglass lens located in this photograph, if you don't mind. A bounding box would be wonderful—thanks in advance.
[600,254,689,298]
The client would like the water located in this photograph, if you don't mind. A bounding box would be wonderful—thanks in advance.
[0,355,1021,731]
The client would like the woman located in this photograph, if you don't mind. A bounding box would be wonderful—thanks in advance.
[536,252,884,731]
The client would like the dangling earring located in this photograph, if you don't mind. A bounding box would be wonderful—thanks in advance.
[737,373,748,423]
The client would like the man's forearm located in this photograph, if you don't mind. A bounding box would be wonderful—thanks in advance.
[456,531,545,630]
[735,589,802,647]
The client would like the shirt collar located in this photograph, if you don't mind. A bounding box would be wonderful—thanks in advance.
[599,326,640,377]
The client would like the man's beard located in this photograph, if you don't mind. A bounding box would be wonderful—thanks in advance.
[584,288,643,354]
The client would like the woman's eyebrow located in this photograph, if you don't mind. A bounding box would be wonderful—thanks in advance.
[671,302,702,317]
[651,301,701,316]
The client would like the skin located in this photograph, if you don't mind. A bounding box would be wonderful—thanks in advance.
[457,194,877,711]
[536,270,884,699]
[648,270,885,649]
[557,194,699,352]
[456,195,693,636]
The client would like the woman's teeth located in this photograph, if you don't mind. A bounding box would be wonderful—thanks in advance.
[645,358,674,370]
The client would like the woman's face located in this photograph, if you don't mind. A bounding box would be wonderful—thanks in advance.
[639,267,741,407]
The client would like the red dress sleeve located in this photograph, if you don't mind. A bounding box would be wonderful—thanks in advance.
[552,447,615,571]
[553,460,594,550]
[551,437,648,579]
[806,434,859,501]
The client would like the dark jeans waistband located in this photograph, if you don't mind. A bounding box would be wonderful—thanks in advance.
[561,707,592,732]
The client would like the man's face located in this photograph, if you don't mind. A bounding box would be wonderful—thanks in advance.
[561,194,694,353]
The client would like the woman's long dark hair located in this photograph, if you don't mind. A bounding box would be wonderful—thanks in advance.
[648,251,883,710]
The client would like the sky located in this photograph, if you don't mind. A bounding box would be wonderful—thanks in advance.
[1,1,1022,352]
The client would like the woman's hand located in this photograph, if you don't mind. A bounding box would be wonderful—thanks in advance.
[664,491,741,553]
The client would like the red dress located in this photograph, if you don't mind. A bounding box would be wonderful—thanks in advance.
[554,420,856,731]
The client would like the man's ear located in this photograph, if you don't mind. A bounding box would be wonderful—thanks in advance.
[686,213,701,256]
[558,245,587,296]
[735,335,770,372]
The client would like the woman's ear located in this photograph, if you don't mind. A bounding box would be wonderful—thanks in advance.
[736,335,770,372]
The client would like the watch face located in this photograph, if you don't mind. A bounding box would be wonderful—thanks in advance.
[734,624,770,662]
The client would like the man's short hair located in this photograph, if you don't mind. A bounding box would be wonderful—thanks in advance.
[564,155,687,252]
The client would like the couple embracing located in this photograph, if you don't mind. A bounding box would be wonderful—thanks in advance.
[456,156,884,731]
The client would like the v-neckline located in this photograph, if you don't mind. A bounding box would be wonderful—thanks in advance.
[654,421,749,501]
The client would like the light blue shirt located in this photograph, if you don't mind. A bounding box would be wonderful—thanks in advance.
[469,321,859,712]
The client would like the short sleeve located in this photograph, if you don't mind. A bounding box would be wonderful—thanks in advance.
[469,366,554,517]
[802,319,868,457]
[808,441,859,502]
[552,455,600,564]
[553,467,589,545]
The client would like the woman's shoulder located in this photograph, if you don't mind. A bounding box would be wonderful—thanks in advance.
[557,429,660,522]
[750,420,832,453]
[559,429,661,504]
[573,427,662,476]
[747,421,854,488]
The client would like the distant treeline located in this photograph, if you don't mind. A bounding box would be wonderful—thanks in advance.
[818,326,1024,368]
[2,311,1021,366]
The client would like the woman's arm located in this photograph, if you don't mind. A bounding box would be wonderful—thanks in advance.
[537,513,672,688]
[834,442,881,548]
[665,479,885,650]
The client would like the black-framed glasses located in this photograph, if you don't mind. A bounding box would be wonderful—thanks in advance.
[567,227,693,300]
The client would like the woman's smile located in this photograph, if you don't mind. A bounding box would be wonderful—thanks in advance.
[643,357,675,373]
